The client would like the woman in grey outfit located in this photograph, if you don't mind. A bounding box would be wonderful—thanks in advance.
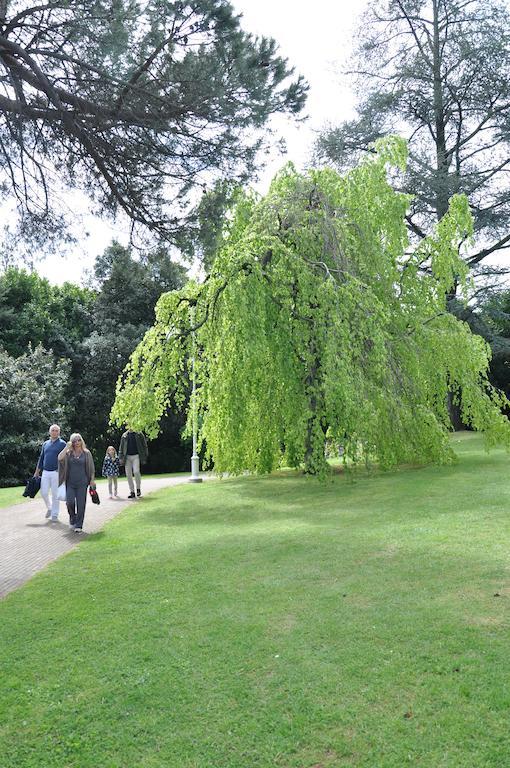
[58,433,96,533]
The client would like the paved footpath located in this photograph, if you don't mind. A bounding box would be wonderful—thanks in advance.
[0,475,205,599]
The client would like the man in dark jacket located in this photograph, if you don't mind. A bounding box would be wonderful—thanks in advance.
[118,429,148,499]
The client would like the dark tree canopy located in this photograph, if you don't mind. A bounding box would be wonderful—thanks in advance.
[0,344,70,485]
[316,0,510,282]
[0,267,95,357]
[0,0,307,252]
[473,289,510,402]
[0,249,190,485]
[77,241,188,463]
[93,240,187,327]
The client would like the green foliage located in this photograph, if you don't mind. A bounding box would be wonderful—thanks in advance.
[480,290,510,340]
[0,345,70,485]
[112,140,510,476]
[0,268,95,358]
[0,244,189,484]
[77,242,188,463]
[93,241,187,328]
[178,180,243,271]
[471,290,510,401]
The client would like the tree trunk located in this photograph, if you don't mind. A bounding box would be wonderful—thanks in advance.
[432,1,462,426]
[303,341,327,474]
[447,391,465,431]
[432,0,450,223]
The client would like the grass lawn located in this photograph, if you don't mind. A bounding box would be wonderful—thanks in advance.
[1,432,510,766]
[0,485,27,509]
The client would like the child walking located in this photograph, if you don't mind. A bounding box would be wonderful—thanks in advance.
[102,446,120,499]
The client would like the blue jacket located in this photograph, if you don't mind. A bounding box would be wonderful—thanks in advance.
[37,437,67,472]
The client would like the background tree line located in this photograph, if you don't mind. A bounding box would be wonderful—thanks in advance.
[0,243,188,486]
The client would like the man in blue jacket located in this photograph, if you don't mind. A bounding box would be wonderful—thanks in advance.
[34,424,67,521]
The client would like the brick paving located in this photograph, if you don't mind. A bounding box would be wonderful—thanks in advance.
[0,475,203,599]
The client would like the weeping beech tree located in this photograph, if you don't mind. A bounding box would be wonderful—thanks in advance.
[111,138,510,476]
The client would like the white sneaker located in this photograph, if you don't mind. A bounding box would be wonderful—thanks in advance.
[45,510,52,519]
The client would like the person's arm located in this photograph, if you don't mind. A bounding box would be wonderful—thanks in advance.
[58,445,70,462]
[87,452,96,487]
[139,433,148,463]
[118,436,125,465]
[57,448,68,487]
[34,443,45,476]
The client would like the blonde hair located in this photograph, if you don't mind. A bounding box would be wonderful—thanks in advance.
[106,445,117,458]
[70,432,87,451]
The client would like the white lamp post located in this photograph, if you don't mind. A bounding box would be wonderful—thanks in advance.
[189,307,202,483]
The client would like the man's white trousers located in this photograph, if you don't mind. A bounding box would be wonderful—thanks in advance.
[41,469,60,519]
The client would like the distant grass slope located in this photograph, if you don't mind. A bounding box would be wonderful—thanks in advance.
[0,474,184,512]
[1,432,509,767]
[0,485,26,509]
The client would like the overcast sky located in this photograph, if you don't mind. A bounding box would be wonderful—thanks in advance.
[38,0,368,285]
[231,0,367,182]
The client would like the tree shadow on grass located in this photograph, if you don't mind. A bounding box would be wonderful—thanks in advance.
[139,449,510,537]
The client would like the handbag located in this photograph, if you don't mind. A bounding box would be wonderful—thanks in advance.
[89,487,100,505]
[22,476,41,498]
[57,482,67,502]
